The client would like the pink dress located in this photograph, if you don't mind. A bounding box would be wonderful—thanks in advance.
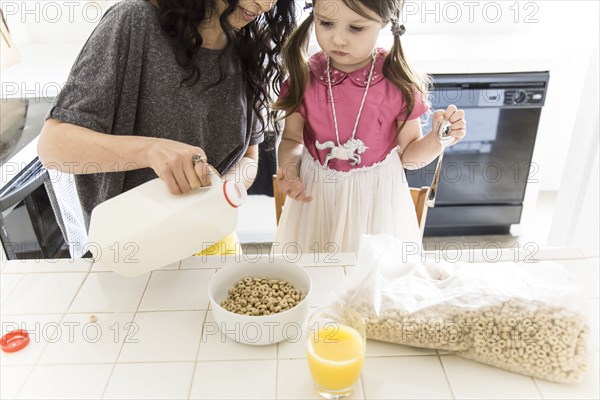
[275,49,430,253]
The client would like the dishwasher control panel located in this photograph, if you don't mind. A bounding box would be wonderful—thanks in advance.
[430,72,549,109]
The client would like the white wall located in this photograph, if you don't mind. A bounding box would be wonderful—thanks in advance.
[1,0,116,47]
[573,147,600,247]
[1,1,118,99]
[548,42,600,247]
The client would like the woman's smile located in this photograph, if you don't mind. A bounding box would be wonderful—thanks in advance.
[238,5,258,22]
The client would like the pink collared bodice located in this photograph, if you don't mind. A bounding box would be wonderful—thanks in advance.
[280,49,430,172]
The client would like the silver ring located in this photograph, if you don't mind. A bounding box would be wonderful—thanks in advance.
[192,154,207,166]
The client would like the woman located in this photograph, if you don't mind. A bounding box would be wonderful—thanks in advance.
[37,0,297,254]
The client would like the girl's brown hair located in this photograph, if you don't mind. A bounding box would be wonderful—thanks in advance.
[274,0,430,132]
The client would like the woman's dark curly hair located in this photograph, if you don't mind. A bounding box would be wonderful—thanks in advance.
[149,0,297,144]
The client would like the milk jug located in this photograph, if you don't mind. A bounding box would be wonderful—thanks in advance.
[87,173,247,277]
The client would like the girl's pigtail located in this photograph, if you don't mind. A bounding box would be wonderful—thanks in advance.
[272,13,314,114]
[383,11,431,132]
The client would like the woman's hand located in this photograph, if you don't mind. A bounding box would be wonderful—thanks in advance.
[277,166,312,202]
[145,138,213,195]
[432,105,467,145]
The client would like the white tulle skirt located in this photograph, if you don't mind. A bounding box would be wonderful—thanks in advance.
[275,148,421,253]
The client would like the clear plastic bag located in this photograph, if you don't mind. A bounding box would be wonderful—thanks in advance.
[335,235,589,383]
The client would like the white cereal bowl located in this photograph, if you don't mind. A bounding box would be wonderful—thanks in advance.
[208,256,312,346]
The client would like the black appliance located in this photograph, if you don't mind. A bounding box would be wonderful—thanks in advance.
[406,72,549,236]
[0,98,69,259]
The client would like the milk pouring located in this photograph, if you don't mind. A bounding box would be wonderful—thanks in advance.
[87,173,247,277]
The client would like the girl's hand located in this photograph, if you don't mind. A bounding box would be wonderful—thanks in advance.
[277,166,312,202]
[146,138,213,195]
[433,105,467,145]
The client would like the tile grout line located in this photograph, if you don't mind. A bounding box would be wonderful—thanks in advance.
[189,308,211,398]
[436,351,457,400]
[359,373,367,399]
[11,361,36,398]
[186,307,210,400]
[186,268,217,400]
[0,273,25,309]
[99,269,153,399]
[583,257,600,273]
[274,334,280,399]
[2,268,91,315]
[1,267,94,275]
[531,377,547,399]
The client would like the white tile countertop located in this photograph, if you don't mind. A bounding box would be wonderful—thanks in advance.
[0,248,598,399]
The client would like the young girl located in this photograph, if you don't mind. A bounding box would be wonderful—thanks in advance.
[274,0,466,253]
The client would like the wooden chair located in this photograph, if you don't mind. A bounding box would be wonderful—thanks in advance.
[272,175,431,238]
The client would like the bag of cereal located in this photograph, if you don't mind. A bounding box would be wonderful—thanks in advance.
[334,235,589,383]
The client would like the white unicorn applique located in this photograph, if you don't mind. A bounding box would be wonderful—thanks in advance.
[315,138,368,167]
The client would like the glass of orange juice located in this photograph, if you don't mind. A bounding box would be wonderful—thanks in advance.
[306,304,366,399]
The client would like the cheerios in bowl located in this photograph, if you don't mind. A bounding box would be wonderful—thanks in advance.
[208,257,311,345]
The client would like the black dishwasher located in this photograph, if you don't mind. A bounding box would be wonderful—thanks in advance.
[406,72,549,236]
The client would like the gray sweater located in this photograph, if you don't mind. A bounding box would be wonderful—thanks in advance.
[48,0,262,228]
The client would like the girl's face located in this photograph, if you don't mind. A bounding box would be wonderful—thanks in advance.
[225,0,277,29]
[314,0,386,72]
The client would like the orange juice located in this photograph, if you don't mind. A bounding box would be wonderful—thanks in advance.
[307,323,365,391]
